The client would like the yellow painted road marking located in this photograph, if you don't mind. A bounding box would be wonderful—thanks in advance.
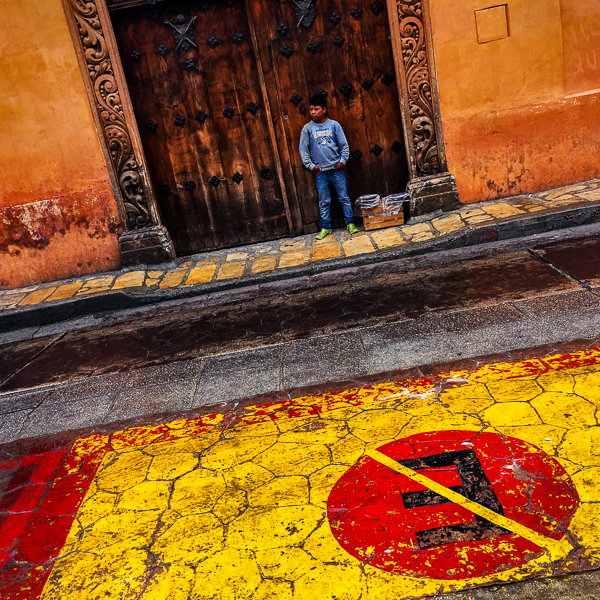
[367,448,573,561]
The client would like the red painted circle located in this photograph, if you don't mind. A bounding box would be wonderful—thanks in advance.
[327,431,579,579]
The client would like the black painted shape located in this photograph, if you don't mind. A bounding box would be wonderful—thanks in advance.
[277,23,289,37]
[232,32,245,45]
[340,83,354,97]
[280,44,294,57]
[196,110,208,124]
[199,2,211,12]
[371,1,384,15]
[351,149,363,161]
[315,88,328,98]
[402,485,464,508]
[131,49,141,62]
[165,14,198,52]
[247,102,260,115]
[329,11,342,24]
[371,144,383,156]
[361,78,374,91]
[184,57,196,70]
[209,176,221,187]
[145,120,158,132]
[174,114,186,127]
[157,44,169,56]
[160,184,171,195]
[207,34,221,48]
[381,72,394,86]
[232,172,244,184]
[289,0,316,28]
[332,35,345,48]
[391,140,403,153]
[290,93,303,106]
[350,6,363,19]
[223,107,235,119]
[307,40,320,53]
[398,449,510,550]
[184,181,196,191]
[260,167,273,179]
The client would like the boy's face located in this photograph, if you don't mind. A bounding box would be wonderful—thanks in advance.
[309,105,327,123]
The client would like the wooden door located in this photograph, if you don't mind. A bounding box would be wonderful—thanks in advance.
[111,0,292,255]
[248,0,410,232]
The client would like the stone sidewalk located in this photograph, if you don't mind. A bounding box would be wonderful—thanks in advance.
[1,179,599,320]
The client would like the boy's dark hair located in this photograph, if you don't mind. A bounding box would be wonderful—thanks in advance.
[309,94,327,108]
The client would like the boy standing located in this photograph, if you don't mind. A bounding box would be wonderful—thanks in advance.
[299,95,359,239]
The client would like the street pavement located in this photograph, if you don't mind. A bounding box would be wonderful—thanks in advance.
[3,230,600,597]
[2,343,600,599]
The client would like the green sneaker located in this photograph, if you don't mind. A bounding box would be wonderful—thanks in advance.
[315,228,333,240]
[346,223,359,234]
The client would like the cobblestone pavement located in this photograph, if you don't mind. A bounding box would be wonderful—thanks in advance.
[3,343,600,599]
[1,179,599,312]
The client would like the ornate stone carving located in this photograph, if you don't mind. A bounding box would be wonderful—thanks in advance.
[68,0,154,230]
[397,0,440,176]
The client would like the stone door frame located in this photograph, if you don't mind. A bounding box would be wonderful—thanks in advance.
[62,0,459,266]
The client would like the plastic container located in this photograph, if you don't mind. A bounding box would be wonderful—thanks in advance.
[356,194,381,212]
[382,192,409,213]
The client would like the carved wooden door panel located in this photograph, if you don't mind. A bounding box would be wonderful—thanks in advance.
[248,0,410,231]
[111,0,291,255]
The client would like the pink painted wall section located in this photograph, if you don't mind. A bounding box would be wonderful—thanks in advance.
[428,0,600,204]
[0,0,122,290]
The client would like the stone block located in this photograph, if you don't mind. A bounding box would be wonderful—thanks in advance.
[217,261,246,280]
[545,185,587,199]
[112,270,146,290]
[19,287,56,306]
[432,214,465,235]
[370,227,406,249]
[280,239,307,251]
[312,242,342,261]
[226,252,249,262]
[342,236,375,257]
[278,249,311,268]
[77,276,115,294]
[575,189,600,201]
[0,293,26,309]
[46,281,84,301]
[401,222,431,236]
[407,172,460,217]
[412,231,435,243]
[118,225,176,266]
[251,256,277,273]
[159,269,188,288]
[185,264,217,285]
[483,202,524,219]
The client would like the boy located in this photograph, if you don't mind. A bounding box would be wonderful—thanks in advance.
[299,95,359,239]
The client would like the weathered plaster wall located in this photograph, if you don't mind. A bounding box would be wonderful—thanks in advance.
[429,0,600,204]
[0,0,122,290]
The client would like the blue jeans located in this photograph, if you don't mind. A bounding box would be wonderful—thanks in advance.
[315,169,354,229]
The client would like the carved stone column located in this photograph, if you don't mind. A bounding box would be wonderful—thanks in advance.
[387,0,460,217]
[63,0,175,266]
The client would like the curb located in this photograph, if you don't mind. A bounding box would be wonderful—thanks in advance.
[2,202,600,334]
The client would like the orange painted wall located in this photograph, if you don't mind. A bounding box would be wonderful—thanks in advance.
[428,0,600,204]
[0,0,122,290]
